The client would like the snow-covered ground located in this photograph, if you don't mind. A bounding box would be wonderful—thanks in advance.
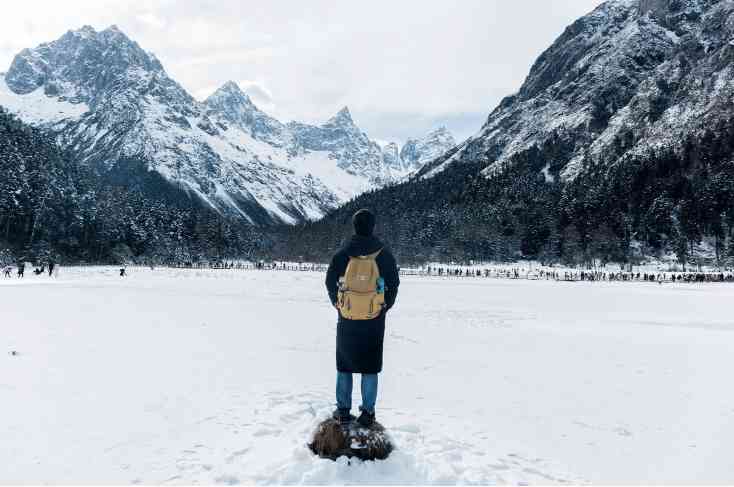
[2,267,733,484]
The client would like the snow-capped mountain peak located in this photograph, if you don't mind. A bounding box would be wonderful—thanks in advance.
[0,27,455,225]
[5,24,169,105]
[202,80,289,146]
[400,126,457,171]
[326,106,355,127]
[209,80,249,100]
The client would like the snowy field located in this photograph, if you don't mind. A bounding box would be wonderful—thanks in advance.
[2,267,733,484]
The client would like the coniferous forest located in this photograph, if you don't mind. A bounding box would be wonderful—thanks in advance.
[0,108,268,264]
[3,104,734,268]
[4,2,734,269]
[275,115,734,268]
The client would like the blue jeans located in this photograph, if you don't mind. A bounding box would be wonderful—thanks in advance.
[336,372,378,413]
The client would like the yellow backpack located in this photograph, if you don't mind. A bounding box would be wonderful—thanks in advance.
[337,249,385,320]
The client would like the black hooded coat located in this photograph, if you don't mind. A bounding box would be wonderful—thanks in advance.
[325,235,400,374]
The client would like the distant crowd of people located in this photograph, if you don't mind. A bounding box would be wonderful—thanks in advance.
[170,261,330,272]
[1,260,57,279]
[162,260,734,285]
[172,261,263,270]
[557,270,734,283]
[418,266,734,284]
[16,259,731,285]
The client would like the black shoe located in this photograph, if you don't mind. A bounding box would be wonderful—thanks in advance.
[332,408,353,425]
[356,409,375,428]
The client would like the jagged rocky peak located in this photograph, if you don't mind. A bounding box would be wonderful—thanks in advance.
[326,106,355,127]
[400,126,456,170]
[213,80,246,97]
[75,25,97,38]
[423,126,455,146]
[205,80,256,111]
[5,24,164,101]
[204,80,289,145]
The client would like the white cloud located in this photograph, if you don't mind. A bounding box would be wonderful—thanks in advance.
[0,0,606,142]
[192,84,219,101]
[239,80,276,114]
[136,12,166,29]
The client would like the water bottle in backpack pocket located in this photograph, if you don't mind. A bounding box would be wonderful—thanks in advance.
[376,277,385,294]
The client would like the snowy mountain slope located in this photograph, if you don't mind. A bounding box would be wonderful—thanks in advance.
[285,0,734,266]
[420,0,734,181]
[0,78,89,125]
[0,26,454,225]
[202,81,292,150]
[399,126,456,172]
[287,107,394,185]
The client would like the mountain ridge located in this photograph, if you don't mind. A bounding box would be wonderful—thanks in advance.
[0,25,456,225]
[419,0,730,183]
[280,0,734,267]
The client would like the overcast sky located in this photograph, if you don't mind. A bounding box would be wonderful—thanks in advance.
[0,0,605,144]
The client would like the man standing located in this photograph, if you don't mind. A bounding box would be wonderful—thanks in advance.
[325,209,400,428]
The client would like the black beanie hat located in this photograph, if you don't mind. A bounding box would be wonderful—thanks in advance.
[353,209,376,236]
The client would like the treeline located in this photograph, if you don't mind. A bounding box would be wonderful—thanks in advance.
[274,116,734,268]
[4,106,734,269]
[0,108,268,264]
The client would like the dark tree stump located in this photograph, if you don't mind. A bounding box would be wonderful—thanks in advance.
[309,418,393,461]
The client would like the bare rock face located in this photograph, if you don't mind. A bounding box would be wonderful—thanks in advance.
[400,126,456,172]
[309,418,393,461]
[639,0,670,20]
[417,0,734,182]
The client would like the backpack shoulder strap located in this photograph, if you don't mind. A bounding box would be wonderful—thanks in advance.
[361,248,383,260]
